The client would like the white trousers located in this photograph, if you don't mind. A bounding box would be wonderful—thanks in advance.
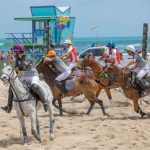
[134,64,149,79]
[55,70,71,81]
[68,62,77,69]
[20,75,39,84]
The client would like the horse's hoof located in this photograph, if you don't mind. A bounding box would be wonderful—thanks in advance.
[24,143,28,146]
[141,113,146,118]
[50,134,54,140]
[105,113,110,118]
[38,138,42,143]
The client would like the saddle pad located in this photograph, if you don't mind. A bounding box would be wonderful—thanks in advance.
[65,79,75,91]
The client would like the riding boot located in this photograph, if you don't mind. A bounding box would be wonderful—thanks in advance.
[135,77,147,97]
[1,87,13,113]
[31,83,48,112]
[54,80,67,97]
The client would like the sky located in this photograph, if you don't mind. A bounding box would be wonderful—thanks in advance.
[0,0,150,38]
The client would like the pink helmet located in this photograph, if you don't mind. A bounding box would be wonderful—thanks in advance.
[12,44,25,53]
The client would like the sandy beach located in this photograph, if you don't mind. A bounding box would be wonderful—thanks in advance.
[0,80,150,150]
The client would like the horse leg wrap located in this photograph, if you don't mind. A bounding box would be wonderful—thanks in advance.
[98,100,107,116]
[138,108,146,118]
[50,120,55,133]
[22,128,28,144]
[32,129,41,143]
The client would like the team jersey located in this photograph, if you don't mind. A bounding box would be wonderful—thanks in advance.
[67,46,78,63]
[133,53,147,68]
[51,56,70,72]
[110,48,121,66]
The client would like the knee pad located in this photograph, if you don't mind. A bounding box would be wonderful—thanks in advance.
[31,83,39,92]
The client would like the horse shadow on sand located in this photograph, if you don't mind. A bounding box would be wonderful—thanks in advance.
[0,137,23,148]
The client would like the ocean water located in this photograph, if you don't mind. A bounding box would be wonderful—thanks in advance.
[0,36,150,55]
[73,36,150,54]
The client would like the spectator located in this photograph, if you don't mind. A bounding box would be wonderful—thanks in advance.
[0,50,6,62]
[7,50,15,64]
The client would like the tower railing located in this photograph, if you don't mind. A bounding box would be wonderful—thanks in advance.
[6,33,32,44]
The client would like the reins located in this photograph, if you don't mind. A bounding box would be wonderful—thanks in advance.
[3,68,32,117]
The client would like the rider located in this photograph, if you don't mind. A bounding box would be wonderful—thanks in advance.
[60,39,78,69]
[125,45,149,97]
[1,44,49,113]
[101,42,121,88]
[102,41,121,67]
[44,49,71,97]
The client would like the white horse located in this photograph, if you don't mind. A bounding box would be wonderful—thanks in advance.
[1,65,54,144]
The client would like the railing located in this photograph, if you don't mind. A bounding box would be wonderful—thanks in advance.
[6,33,32,44]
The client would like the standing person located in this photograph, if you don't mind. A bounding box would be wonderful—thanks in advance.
[1,44,48,113]
[7,50,15,65]
[60,39,78,69]
[102,42,121,67]
[44,49,71,97]
[0,50,6,62]
[124,45,149,97]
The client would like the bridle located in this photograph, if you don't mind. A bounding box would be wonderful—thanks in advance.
[1,67,32,117]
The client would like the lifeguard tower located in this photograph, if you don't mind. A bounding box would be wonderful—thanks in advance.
[6,5,75,59]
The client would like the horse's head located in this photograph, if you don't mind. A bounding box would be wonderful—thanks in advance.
[103,65,124,87]
[80,54,96,68]
[104,65,121,76]
[36,57,58,84]
[1,65,16,85]
[36,57,45,73]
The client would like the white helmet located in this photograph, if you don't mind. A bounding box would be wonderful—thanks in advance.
[125,45,135,53]
[64,39,72,44]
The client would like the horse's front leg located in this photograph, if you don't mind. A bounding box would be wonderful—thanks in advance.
[104,88,113,104]
[58,98,63,116]
[87,101,95,115]
[48,98,55,140]
[17,112,28,145]
[52,98,60,110]
[133,97,146,118]
[36,115,40,137]
[95,98,109,116]
[29,112,41,143]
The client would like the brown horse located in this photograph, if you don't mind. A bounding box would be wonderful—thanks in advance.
[79,55,116,103]
[104,64,150,118]
[36,59,108,116]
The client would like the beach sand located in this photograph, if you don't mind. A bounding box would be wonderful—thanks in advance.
[0,80,150,150]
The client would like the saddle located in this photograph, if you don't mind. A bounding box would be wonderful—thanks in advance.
[128,71,150,89]
[53,67,93,94]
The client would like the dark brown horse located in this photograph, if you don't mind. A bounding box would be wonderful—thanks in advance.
[36,59,108,116]
[80,55,117,104]
[104,64,150,118]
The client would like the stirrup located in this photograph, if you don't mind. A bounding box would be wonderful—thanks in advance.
[1,105,12,113]
[140,91,147,98]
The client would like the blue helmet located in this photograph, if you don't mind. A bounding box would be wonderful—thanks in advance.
[107,42,115,48]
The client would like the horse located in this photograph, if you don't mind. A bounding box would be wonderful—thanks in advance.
[103,64,150,118]
[79,55,116,104]
[36,58,108,116]
[0,65,55,144]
